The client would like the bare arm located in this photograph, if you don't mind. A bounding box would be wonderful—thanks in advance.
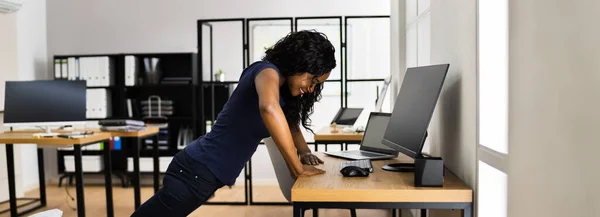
[291,127,311,155]
[255,68,324,178]
[292,127,325,165]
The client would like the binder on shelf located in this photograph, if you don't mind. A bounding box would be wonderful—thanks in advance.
[61,59,67,79]
[86,89,112,119]
[77,56,114,87]
[54,59,61,78]
[68,57,76,80]
[125,55,137,86]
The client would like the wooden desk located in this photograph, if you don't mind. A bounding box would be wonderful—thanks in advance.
[313,127,364,151]
[291,153,473,217]
[0,132,112,217]
[3,127,160,216]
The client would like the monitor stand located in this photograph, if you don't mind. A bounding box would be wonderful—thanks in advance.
[33,126,59,137]
[382,163,415,172]
[382,131,428,173]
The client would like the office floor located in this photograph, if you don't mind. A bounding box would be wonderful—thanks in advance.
[0,185,395,217]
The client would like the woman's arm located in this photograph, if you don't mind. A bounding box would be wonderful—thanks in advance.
[292,127,324,165]
[255,68,325,178]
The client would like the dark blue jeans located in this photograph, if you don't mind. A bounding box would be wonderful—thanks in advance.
[131,150,224,217]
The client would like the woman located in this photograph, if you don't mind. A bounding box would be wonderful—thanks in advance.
[132,30,336,217]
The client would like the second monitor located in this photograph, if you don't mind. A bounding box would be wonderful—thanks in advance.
[380,64,449,172]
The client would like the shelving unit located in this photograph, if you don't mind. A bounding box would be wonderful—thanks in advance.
[53,52,200,185]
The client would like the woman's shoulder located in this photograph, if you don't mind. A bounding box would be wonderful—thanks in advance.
[247,61,280,74]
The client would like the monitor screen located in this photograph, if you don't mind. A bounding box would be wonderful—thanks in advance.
[332,108,363,125]
[360,113,397,154]
[4,80,87,124]
[382,64,449,158]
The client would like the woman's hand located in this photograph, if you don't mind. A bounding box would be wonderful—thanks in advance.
[299,152,324,165]
[298,165,326,177]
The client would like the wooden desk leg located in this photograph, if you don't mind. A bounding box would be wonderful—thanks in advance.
[37,148,46,206]
[152,134,160,193]
[6,144,17,217]
[74,145,86,217]
[103,139,114,217]
[133,138,141,209]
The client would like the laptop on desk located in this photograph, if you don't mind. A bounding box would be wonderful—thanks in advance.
[331,107,363,127]
[324,112,398,160]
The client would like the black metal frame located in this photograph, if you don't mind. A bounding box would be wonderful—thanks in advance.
[293,202,472,217]
[197,15,399,207]
[2,139,113,217]
[198,18,249,206]
[245,17,294,206]
[295,16,345,108]
[344,16,391,108]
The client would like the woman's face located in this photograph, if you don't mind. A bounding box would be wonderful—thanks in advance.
[287,72,331,97]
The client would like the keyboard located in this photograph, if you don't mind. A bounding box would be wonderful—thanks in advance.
[340,159,374,173]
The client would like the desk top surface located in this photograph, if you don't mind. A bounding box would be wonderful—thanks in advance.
[291,153,473,203]
[0,132,112,147]
[313,126,364,142]
[92,127,159,138]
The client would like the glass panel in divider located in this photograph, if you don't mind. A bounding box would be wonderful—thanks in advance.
[248,19,293,64]
[199,20,244,83]
[201,23,212,82]
[295,18,343,81]
[346,81,392,127]
[346,17,391,80]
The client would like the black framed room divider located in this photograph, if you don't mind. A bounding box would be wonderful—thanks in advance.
[198,15,391,206]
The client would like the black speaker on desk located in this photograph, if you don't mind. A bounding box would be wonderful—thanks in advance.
[414,157,444,187]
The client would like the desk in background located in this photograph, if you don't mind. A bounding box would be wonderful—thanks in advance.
[291,153,473,217]
[107,128,160,209]
[62,128,161,210]
[313,126,363,152]
[0,132,113,217]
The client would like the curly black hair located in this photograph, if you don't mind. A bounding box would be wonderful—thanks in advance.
[262,30,336,133]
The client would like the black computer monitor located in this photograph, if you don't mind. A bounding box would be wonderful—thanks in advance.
[4,80,87,136]
[381,64,449,172]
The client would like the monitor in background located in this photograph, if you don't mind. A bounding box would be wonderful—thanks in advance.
[381,64,449,172]
[4,80,87,136]
[331,107,363,126]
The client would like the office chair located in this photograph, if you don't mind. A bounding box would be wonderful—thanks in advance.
[264,137,357,217]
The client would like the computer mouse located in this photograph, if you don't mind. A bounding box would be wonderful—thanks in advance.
[340,166,369,177]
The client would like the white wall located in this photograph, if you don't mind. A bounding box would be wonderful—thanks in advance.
[47,0,390,56]
[0,12,19,111]
[0,10,25,202]
[16,0,49,192]
[389,0,405,100]
[47,0,390,185]
[428,0,477,190]
[0,0,48,200]
[508,0,600,216]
